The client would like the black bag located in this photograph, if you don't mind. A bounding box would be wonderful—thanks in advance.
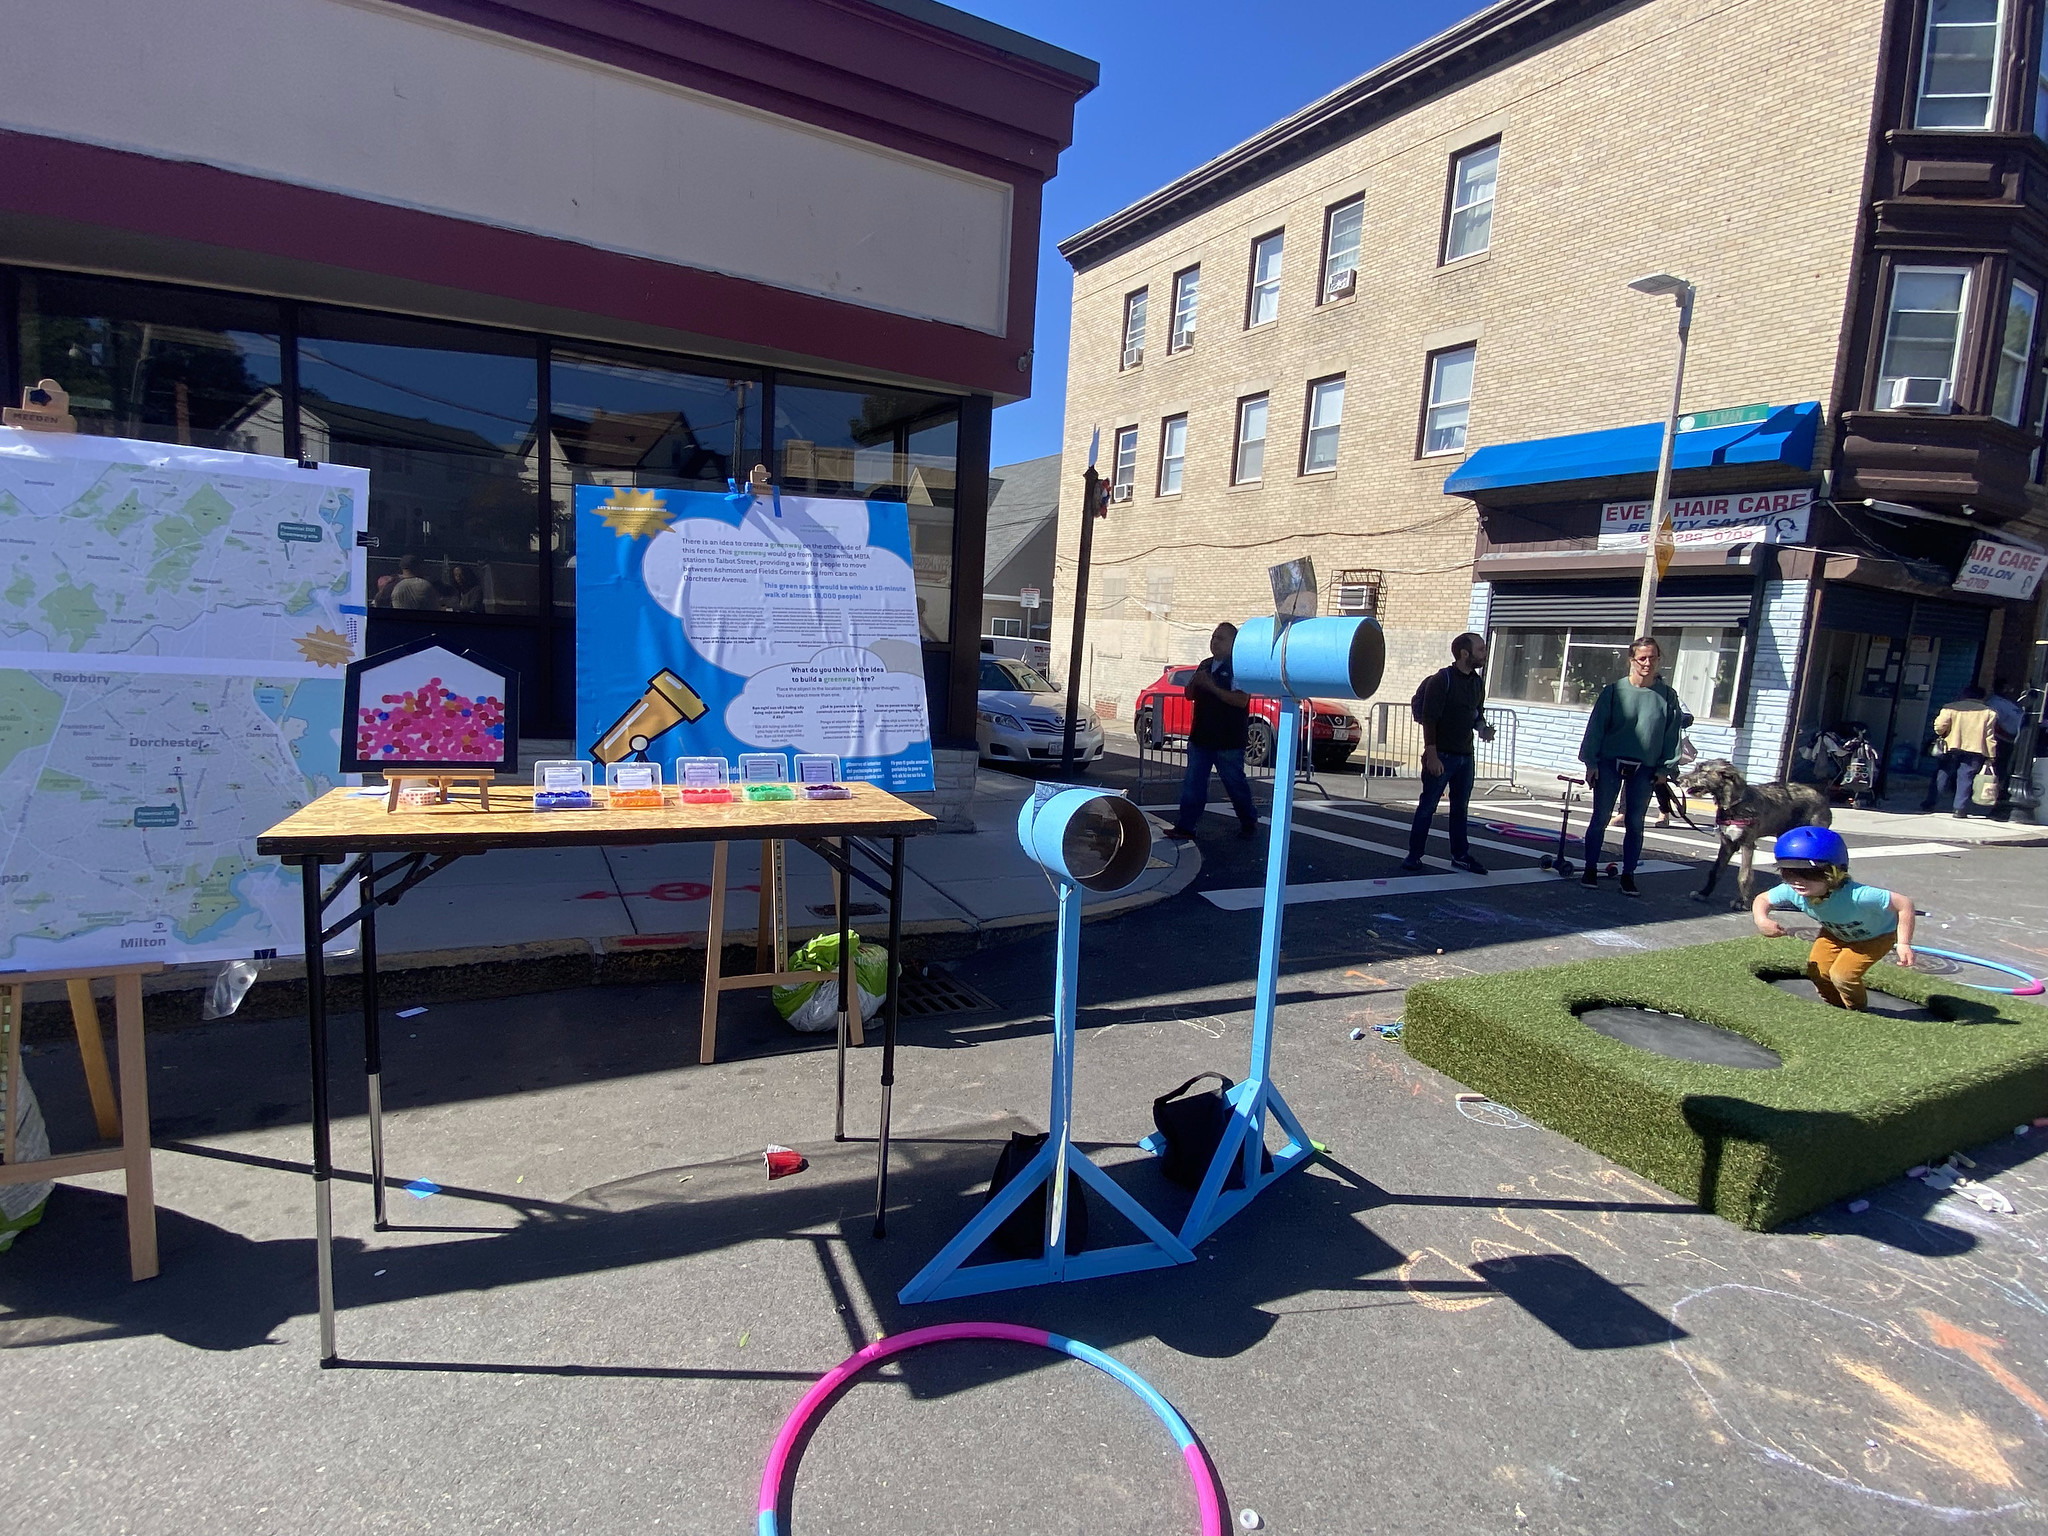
[1152,1072,1269,1191]
[982,1131,1087,1258]
[1410,668,1447,725]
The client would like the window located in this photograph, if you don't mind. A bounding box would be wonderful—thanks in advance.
[1422,345,1475,455]
[1113,425,1139,498]
[1877,266,1970,407]
[1169,267,1199,351]
[1917,0,2004,129]
[1443,142,1500,262]
[1993,279,2039,424]
[1233,395,1269,483]
[988,615,1024,638]
[1302,376,1344,473]
[2036,10,2048,137]
[1489,626,1743,719]
[1121,289,1148,368]
[1321,197,1363,301]
[1158,413,1188,494]
[1247,232,1284,326]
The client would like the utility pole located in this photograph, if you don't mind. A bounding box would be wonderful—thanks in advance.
[1060,451,1105,777]
[1628,274,1695,639]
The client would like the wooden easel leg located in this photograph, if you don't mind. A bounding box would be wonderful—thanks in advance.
[113,971,157,1281]
[386,778,401,812]
[67,979,121,1142]
[700,840,729,1065]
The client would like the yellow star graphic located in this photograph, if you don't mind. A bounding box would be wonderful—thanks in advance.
[294,626,354,668]
[597,488,675,539]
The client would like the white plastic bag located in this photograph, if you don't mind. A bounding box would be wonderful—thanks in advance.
[0,1070,53,1251]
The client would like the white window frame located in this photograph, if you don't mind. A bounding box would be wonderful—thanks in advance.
[1877,264,1972,408]
[1442,141,1500,263]
[1321,197,1364,302]
[1169,267,1199,352]
[1302,376,1344,474]
[1233,394,1269,484]
[988,615,1024,638]
[1158,413,1188,495]
[1916,0,2007,131]
[1120,289,1148,369]
[1247,232,1284,327]
[1112,425,1139,494]
[1995,278,2040,425]
[1422,345,1475,456]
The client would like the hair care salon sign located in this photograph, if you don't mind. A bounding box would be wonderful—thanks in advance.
[1954,539,2046,600]
[1598,488,1812,550]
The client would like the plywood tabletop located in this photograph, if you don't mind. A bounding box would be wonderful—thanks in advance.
[256,781,938,857]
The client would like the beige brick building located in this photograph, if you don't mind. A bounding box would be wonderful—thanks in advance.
[1054,0,2048,794]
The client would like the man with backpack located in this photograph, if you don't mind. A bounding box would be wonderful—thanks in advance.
[1404,632,1494,873]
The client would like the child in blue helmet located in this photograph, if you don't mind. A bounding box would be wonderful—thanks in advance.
[1750,824,1917,1010]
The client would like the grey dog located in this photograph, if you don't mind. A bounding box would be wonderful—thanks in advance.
[1681,758,1833,909]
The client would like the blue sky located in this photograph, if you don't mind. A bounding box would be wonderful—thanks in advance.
[963,0,1501,468]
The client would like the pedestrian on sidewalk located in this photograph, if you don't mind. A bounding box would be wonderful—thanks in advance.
[1920,683,2001,819]
[1988,677,2023,817]
[1163,622,1259,841]
[1751,824,1917,1011]
[1578,636,1684,898]
[1403,631,1494,873]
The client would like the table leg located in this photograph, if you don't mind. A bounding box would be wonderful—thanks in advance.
[302,856,338,1364]
[872,836,904,1239]
[67,980,121,1142]
[113,970,158,1281]
[360,864,387,1231]
[834,839,850,1141]
[699,840,729,1065]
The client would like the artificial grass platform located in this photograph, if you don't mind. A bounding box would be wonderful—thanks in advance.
[1403,938,2048,1230]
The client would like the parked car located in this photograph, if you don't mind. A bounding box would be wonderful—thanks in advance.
[1133,664,1361,770]
[977,655,1103,768]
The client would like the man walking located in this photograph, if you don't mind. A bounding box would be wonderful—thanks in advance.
[1403,632,1493,874]
[1923,683,2001,819]
[1164,622,1260,842]
[1578,636,1684,897]
[1988,676,2023,818]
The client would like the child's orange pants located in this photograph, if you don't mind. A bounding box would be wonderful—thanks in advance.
[1807,931,1897,1010]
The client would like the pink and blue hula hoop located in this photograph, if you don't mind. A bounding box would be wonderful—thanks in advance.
[1911,947,2046,997]
[757,1322,1224,1536]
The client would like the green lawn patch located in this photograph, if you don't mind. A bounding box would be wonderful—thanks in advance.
[1403,938,2048,1230]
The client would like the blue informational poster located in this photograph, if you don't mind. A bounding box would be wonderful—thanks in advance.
[575,485,935,792]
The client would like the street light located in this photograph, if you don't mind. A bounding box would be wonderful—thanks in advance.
[1627,272,1696,638]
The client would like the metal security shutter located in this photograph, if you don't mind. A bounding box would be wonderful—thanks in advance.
[1818,583,1912,634]
[1487,578,1754,628]
[1910,597,1989,644]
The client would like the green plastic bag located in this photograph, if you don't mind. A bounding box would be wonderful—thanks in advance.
[772,932,891,1033]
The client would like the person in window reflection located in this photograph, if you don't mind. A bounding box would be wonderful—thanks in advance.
[370,573,396,609]
[389,554,440,610]
[446,564,484,613]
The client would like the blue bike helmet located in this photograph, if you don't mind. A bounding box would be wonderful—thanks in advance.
[1773,824,1848,868]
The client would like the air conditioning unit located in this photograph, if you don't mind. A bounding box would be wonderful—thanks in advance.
[1326,268,1357,300]
[1121,345,1144,369]
[1171,327,1195,352]
[1110,483,1134,503]
[1878,375,1953,412]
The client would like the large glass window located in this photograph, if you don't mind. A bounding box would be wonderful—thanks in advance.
[1489,625,1743,719]
[1247,232,1284,327]
[1121,289,1148,368]
[772,377,959,642]
[1443,142,1500,262]
[1233,394,1268,484]
[1169,267,1199,352]
[1321,198,1363,301]
[1112,425,1139,498]
[1423,344,1475,455]
[1302,376,1344,473]
[1917,0,2004,129]
[548,349,756,616]
[15,272,282,452]
[1877,266,1970,408]
[298,310,541,616]
[1993,279,2039,425]
[1158,414,1188,494]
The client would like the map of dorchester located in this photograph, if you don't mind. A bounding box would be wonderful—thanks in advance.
[0,434,365,968]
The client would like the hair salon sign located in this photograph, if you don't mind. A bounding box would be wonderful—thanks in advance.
[1954,538,2045,600]
[1597,488,1812,550]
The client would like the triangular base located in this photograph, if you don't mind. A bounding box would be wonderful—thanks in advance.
[1173,1080,1316,1248]
[899,1139,1196,1304]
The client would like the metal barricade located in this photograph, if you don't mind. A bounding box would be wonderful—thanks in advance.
[1360,702,1518,801]
[1135,709,1322,803]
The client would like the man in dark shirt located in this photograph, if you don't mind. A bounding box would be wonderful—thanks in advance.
[1164,622,1259,841]
[1404,631,1494,873]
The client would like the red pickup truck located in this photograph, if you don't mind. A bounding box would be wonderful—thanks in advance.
[1133,664,1361,770]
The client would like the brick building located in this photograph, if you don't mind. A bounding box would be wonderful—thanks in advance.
[1055,0,2047,792]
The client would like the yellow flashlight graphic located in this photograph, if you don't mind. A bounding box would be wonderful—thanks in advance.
[591,669,708,764]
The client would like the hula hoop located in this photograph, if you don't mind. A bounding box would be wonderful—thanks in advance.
[1908,947,2045,997]
[757,1322,1224,1536]
[1481,821,1555,844]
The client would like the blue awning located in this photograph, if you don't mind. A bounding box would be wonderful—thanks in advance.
[1442,401,1821,497]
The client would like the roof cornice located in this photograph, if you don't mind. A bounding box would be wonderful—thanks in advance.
[1058,0,1633,272]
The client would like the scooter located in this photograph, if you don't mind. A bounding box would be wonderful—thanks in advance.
[1540,773,1584,877]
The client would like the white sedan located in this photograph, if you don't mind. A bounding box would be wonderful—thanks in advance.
[976,656,1103,768]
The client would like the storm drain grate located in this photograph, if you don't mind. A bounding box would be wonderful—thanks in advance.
[896,973,1000,1018]
[807,901,885,919]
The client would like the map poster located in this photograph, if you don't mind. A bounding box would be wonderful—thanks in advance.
[575,485,935,793]
[0,428,367,970]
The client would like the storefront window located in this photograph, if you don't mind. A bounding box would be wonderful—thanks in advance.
[298,310,541,617]
[15,273,282,452]
[548,349,757,615]
[773,378,959,642]
[1490,624,1744,719]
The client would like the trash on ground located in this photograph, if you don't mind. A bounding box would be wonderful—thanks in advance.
[765,1146,808,1180]
[1907,1165,1930,1179]
[396,1007,427,1019]
[1921,1166,1958,1191]
[1349,1027,1367,1041]
[1847,1199,1870,1213]
[373,1269,386,1277]
[2019,1125,2032,1137]
[404,1178,440,1199]
[1957,1181,2016,1215]
[1373,1021,1404,1039]
[1239,1512,1262,1532]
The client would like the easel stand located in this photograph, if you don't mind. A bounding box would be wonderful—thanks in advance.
[899,878,1193,1303]
[0,962,160,1279]
[383,772,494,812]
